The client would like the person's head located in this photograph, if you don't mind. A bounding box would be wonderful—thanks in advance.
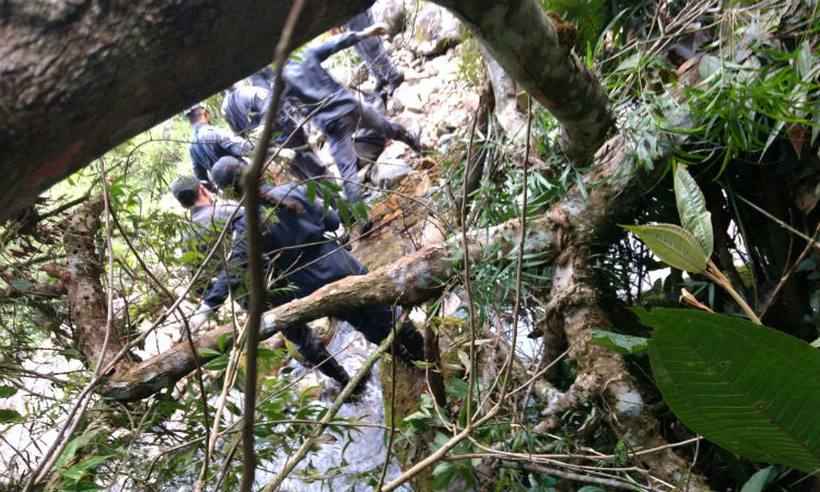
[248,66,275,89]
[211,156,247,197]
[183,103,208,124]
[171,175,210,209]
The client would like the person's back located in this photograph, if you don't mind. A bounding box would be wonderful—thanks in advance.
[221,84,270,136]
[186,104,253,185]
[282,35,363,131]
[256,183,363,298]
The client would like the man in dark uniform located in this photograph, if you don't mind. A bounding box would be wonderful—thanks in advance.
[282,23,421,207]
[170,175,355,390]
[185,104,253,190]
[208,156,425,365]
[221,72,326,182]
[345,10,404,98]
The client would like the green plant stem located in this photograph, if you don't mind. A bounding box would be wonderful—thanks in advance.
[705,260,761,325]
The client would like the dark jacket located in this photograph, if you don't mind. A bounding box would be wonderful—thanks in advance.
[202,184,361,309]
[189,123,253,183]
[282,32,368,131]
[221,85,270,136]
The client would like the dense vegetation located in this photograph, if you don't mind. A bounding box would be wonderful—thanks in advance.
[0,1,819,491]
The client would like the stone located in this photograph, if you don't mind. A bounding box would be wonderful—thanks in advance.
[369,0,409,35]
[412,2,463,57]
[368,159,412,189]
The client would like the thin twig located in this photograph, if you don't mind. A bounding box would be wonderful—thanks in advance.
[759,223,820,318]
[239,2,306,490]
[461,108,481,422]
[736,193,820,252]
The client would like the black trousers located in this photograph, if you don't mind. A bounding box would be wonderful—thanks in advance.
[324,104,415,204]
[345,9,404,90]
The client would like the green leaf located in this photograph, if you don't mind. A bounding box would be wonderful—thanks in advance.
[590,330,648,354]
[623,224,709,273]
[0,385,18,398]
[0,408,22,424]
[578,487,607,492]
[217,333,232,353]
[642,308,820,472]
[55,430,101,470]
[197,348,222,359]
[740,466,777,492]
[62,455,112,482]
[432,461,456,490]
[204,355,229,371]
[674,165,714,259]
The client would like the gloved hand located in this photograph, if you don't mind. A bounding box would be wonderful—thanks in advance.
[187,304,214,334]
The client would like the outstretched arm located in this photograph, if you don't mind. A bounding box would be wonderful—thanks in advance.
[308,23,388,62]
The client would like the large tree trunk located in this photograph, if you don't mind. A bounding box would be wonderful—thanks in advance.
[0,0,611,221]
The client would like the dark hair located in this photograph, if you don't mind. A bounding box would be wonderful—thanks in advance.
[212,156,246,194]
[170,176,201,208]
[185,106,206,123]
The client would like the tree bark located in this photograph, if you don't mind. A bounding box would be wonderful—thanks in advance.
[0,0,612,221]
[438,0,615,161]
[63,196,132,373]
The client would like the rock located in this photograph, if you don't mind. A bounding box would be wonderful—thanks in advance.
[412,2,463,57]
[370,0,409,35]
[369,159,412,189]
[393,82,427,113]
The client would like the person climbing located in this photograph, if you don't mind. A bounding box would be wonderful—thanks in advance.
[205,156,426,371]
[185,104,253,190]
[282,22,421,211]
[170,175,356,392]
[344,9,405,99]
[221,69,327,182]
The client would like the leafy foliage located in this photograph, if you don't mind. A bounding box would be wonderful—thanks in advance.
[643,308,820,472]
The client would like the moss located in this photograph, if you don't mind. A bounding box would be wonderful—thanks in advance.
[457,36,485,86]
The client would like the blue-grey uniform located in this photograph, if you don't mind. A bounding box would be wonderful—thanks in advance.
[201,177,424,364]
[221,82,326,181]
[283,32,420,204]
[189,197,354,386]
[189,123,253,186]
[345,9,404,95]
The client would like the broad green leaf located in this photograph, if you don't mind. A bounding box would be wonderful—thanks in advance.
[623,224,709,273]
[740,466,776,492]
[0,408,22,424]
[55,430,101,470]
[204,355,229,371]
[590,330,648,354]
[197,348,222,359]
[674,165,714,258]
[0,385,17,398]
[217,333,232,353]
[641,308,820,473]
[62,455,112,482]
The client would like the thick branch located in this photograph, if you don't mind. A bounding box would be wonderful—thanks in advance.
[63,197,131,373]
[434,0,614,161]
